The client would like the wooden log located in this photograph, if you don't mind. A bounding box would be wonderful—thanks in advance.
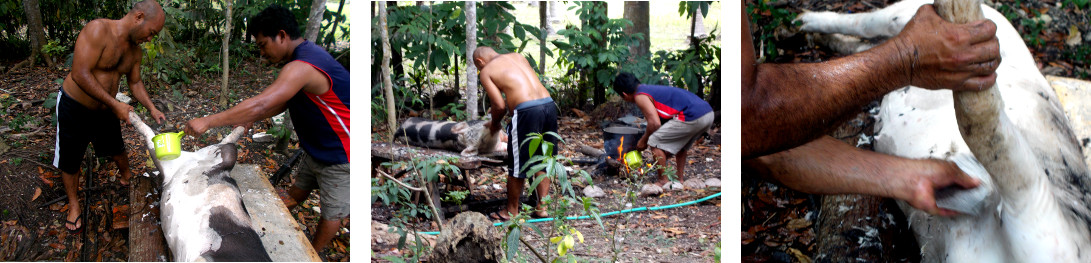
[578,145,622,168]
[232,165,322,261]
[129,173,168,262]
[812,111,912,262]
[579,145,605,157]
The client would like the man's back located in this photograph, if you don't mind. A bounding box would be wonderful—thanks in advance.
[480,53,550,110]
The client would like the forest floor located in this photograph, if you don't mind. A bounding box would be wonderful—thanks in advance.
[0,56,350,261]
[744,0,1090,262]
[370,99,723,262]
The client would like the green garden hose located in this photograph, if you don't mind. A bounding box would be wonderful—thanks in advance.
[417,192,722,235]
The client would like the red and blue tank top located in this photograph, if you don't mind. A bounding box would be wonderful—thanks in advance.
[288,40,350,165]
[635,84,712,122]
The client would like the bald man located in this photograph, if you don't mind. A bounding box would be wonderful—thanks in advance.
[54,0,167,232]
[474,46,557,221]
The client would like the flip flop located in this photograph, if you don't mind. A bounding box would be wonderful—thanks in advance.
[488,210,513,222]
[65,214,83,234]
[532,208,549,219]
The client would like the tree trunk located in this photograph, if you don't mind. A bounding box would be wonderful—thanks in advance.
[465,1,479,120]
[538,1,546,73]
[388,1,405,88]
[691,7,707,45]
[623,1,649,63]
[324,0,346,50]
[813,112,914,262]
[548,1,562,35]
[304,0,327,43]
[591,1,607,106]
[219,0,233,106]
[11,0,55,72]
[380,2,397,141]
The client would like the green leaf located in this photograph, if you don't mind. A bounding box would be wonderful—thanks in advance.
[506,227,521,260]
[514,25,525,39]
[552,41,571,50]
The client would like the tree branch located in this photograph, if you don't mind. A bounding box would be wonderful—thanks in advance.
[520,236,548,263]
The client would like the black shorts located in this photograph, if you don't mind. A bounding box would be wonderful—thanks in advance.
[52,90,125,174]
[506,98,560,179]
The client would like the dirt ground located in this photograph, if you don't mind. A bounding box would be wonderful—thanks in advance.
[370,100,723,262]
[744,0,1091,262]
[0,57,349,261]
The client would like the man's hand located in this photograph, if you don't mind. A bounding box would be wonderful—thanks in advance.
[894,4,1001,91]
[635,137,648,151]
[112,101,134,124]
[184,118,210,138]
[488,119,501,134]
[900,159,982,216]
[150,109,166,124]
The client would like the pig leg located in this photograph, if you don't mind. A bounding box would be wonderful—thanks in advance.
[219,126,248,145]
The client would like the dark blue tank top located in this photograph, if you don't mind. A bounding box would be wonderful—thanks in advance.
[288,40,350,165]
[634,84,712,122]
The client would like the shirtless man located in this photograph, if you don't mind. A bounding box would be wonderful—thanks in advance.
[53,0,166,232]
[474,46,557,221]
[741,4,998,215]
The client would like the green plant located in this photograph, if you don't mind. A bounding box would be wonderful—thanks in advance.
[11,158,22,166]
[373,156,461,262]
[746,0,798,62]
[371,93,389,130]
[441,190,469,206]
[553,2,641,107]
[1022,10,1047,47]
[40,40,67,58]
[268,120,292,142]
[1067,0,1090,9]
[439,102,467,121]
[713,241,722,261]
[501,132,598,263]
[652,28,721,99]
[997,0,1022,22]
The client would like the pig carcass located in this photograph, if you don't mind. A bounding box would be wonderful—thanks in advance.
[797,0,1091,261]
[129,112,272,262]
[393,117,507,156]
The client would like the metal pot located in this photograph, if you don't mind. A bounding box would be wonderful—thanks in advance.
[603,125,644,160]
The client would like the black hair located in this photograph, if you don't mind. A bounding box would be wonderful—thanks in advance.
[613,72,641,95]
[246,5,301,40]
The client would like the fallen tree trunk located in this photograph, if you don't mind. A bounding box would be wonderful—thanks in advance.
[813,111,914,262]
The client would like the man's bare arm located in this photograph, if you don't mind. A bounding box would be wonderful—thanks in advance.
[70,21,130,118]
[183,62,310,136]
[634,94,659,149]
[741,5,1000,159]
[480,73,506,132]
[743,136,980,216]
[127,53,166,124]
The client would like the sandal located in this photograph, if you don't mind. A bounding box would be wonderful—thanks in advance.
[488,210,513,221]
[532,208,549,219]
[65,214,83,234]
